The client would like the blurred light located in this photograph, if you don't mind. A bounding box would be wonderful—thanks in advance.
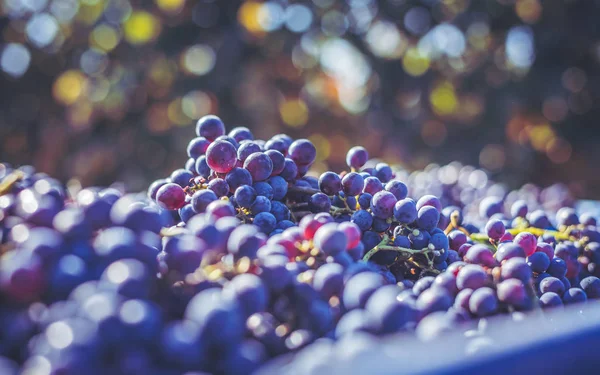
[479,144,506,172]
[320,38,371,88]
[515,0,542,24]
[50,0,79,23]
[26,13,60,48]
[1,44,31,78]
[430,82,457,116]
[365,21,405,59]
[339,87,370,114]
[308,133,331,161]
[182,90,212,120]
[562,67,586,93]
[257,2,285,32]
[156,0,185,13]
[468,169,488,189]
[467,22,490,51]
[238,2,264,34]
[23,0,48,12]
[182,45,216,76]
[53,70,87,106]
[403,47,430,76]
[120,300,146,324]
[90,24,121,52]
[321,10,348,37]
[76,0,104,25]
[506,26,535,69]
[285,4,313,33]
[104,0,132,24]
[46,322,74,350]
[404,7,430,35]
[419,24,466,59]
[542,96,568,122]
[80,49,108,76]
[546,137,572,164]
[313,0,334,8]
[279,99,308,128]
[529,124,554,151]
[421,120,447,147]
[168,97,190,126]
[123,11,161,45]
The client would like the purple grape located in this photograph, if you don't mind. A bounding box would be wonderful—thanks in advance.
[510,200,528,218]
[514,232,537,256]
[479,196,503,219]
[191,189,218,213]
[540,276,565,296]
[215,135,239,149]
[497,278,528,308]
[393,198,417,224]
[170,169,194,188]
[580,212,597,227]
[527,251,550,273]
[357,193,372,210]
[187,137,211,159]
[207,178,229,197]
[416,195,442,211]
[264,137,289,155]
[156,183,186,210]
[346,146,368,169]
[448,230,467,251]
[563,288,587,304]
[342,172,364,196]
[374,163,393,183]
[206,200,236,219]
[495,243,526,262]
[342,272,385,310]
[226,167,253,193]
[267,176,288,201]
[265,150,285,176]
[370,191,397,219]
[280,158,298,182]
[195,114,225,141]
[351,209,373,231]
[454,288,473,310]
[501,257,532,283]
[556,207,579,227]
[464,244,496,267]
[237,142,262,162]
[485,218,505,241]
[254,212,277,234]
[318,172,341,196]
[416,287,453,315]
[363,177,383,195]
[365,285,414,334]
[580,276,600,298]
[528,210,551,228]
[244,152,273,182]
[456,264,488,290]
[206,140,237,174]
[251,196,271,215]
[309,193,331,213]
[270,201,290,222]
[234,185,256,208]
[148,179,168,200]
[416,206,440,231]
[535,242,554,259]
[539,292,563,308]
[385,180,408,200]
[314,223,347,256]
[195,156,211,178]
[469,287,498,317]
[288,139,316,167]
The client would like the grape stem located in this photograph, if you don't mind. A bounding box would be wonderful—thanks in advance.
[362,234,437,262]
[287,186,320,195]
[0,170,24,196]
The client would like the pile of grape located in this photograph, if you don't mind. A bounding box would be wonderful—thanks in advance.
[1,115,599,375]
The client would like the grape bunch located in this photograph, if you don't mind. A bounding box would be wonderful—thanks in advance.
[1,115,600,375]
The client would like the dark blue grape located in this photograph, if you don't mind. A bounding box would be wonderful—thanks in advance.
[187,137,211,159]
[195,156,211,178]
[265,150,285,176]
[346,146,368,169]
[244,152,273,182]
[191,189,218,213]
[374,163,393,183]
[357,193,372,210]
[288,139,316,167]
[237,142,262,163]
[234,185,256,208]
[363,177,383,195]
[385,180,408,200]
[394,198,417,224]
[196,115,225,141]
[267,176,287,201]
[226,167,253,193]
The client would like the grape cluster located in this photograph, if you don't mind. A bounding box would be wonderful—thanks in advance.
[1,115,600,374]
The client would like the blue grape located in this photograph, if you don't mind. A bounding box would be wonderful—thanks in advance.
[226,167,253,193]
[394,198,417,224]
[196,115,225,141]
[244,152,273,182]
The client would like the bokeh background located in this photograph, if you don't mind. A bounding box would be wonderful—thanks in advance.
[1,0,599,197]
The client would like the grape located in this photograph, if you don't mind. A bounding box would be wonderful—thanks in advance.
[510,200,528,218]
[350,210,373,232]
[335,309,377,338]
[223,274,268,318]
[385,180,408,200]
[547,258,567,278]
[357,193,372,210]
[196,115,225,141]
[309,193,331,213]
[535,242,554,259]
[495,243,526,262]
[580,276,600,299]
[206,200,236,219]
[341,172,364,196]
[527,252,550,273]
[501,258,532,283]
[313,223,347,256]
[456,264,488,290]
[148,179,168,200]
[187,137,211,159]
[416,287,453,315]
[497,279,528,309]
[528,210,551,229]
[265,150,285,176]
[226,168,253,193]
[412,276,435,295]
[562,288,587,304]
[370,191,397,219]
[363,177,383,195]
[227,225,266,259]
[318,172,342,196]
[346,146,368,169]
[191,189,218,213]
[433,272,458,296]
[479,196,503,219]
[342,272,385,310]
[513,232,537,257]
[416,206,440,231]
[580,212,597,227]
[156,183,186,210]
[556,207,579,227]
[393,198,417,224]
[244,152,274,182]
[448,230,468,251]
[206,140,238,174]
[485,218,505,241]
[464,244,496,267]
[539,292,563,309]
[207,178,230,197]
[468,287,498,317]
[234,185,257,208]
[365,285,413,334]
[288,139,316,167]
[270,201,291,222]
[237,142,262,162]
[454,288,473,310]
[254,212,277,234]
[267,176,288,201]
[280,158,298,181]
[409,229,430,249]
[339,222,361,249]
[374,163,393,183]
[313,263,344,299]
[251,196,271,215]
